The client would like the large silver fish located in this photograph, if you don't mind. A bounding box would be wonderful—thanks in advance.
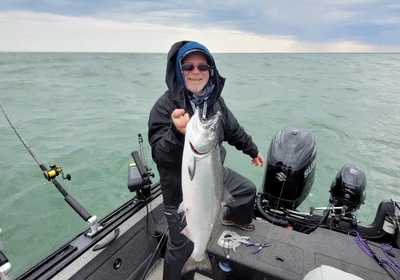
[178,108,226,275]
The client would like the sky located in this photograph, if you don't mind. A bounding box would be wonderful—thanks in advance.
[0,0,399,53]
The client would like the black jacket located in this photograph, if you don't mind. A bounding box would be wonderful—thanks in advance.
[148,41,259,207]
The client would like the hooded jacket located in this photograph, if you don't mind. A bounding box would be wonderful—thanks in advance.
[148,40,259,207]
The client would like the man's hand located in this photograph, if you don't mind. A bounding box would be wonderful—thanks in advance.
[171,109,190,134]
[251,152,265,167]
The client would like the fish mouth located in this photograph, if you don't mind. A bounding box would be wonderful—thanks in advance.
[190,142,207,156]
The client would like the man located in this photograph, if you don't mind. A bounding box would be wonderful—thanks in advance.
[148,41,264,280]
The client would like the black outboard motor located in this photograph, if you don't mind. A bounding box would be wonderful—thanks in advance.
[329,164,366,213]
[262,126,317,210]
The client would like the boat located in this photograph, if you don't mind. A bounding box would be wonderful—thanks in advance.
[1,115,399,280]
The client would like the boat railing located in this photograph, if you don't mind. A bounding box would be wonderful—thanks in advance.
[0,228,12,280]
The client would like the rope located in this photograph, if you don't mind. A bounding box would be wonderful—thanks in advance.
[351,230,400,279]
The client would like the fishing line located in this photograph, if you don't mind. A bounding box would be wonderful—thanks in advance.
[263,148,295,244]
[1,102,96,225]
[392,199,400,212]
[1,102,71,182]
[1,102,49,170]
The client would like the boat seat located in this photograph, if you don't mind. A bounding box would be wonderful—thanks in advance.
[303,265,364,280]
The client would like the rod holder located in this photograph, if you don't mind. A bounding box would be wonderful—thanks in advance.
[86,216,102,237]
[0,229,12,280]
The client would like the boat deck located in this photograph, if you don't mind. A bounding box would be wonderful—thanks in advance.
[206,216,400,280]
[51,195,400,280]
[145,203,400,280]
[146,259,210,280]
[147,214,400,280]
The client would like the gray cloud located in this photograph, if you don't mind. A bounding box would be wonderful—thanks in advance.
[1,0,399,51]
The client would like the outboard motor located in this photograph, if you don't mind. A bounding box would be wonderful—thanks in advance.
[329,164,366,213]
[262,126,317,210]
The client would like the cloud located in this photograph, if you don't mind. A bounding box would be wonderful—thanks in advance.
[0,0,399,53]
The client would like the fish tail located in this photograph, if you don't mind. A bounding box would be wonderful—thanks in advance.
[181,254,212,276]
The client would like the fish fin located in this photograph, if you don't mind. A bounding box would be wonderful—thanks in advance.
[178,202,187,223]
[181,226,192,241]
[180,211,187,223]
[188,155,196,181]
[221,188,235,206]
[177,201,185,214]
[181,254,212,276]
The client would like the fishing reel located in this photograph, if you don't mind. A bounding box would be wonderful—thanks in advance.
[43,164,71,181]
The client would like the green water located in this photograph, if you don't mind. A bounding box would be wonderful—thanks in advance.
[0,52,399,277]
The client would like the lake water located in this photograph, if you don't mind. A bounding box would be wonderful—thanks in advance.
[0,52,399,277]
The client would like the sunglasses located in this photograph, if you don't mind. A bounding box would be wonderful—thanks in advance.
[181,63,210,72]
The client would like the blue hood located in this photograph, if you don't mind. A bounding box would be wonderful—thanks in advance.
[174,41,215,86]
[165,40,225,111]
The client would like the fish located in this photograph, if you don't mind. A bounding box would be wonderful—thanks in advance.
[178,108,229,276]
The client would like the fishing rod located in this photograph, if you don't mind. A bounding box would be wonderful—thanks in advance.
[0,102,100,237]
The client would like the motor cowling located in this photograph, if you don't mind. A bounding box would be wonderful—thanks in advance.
[330,164,366,213]
[262,126,317,210]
